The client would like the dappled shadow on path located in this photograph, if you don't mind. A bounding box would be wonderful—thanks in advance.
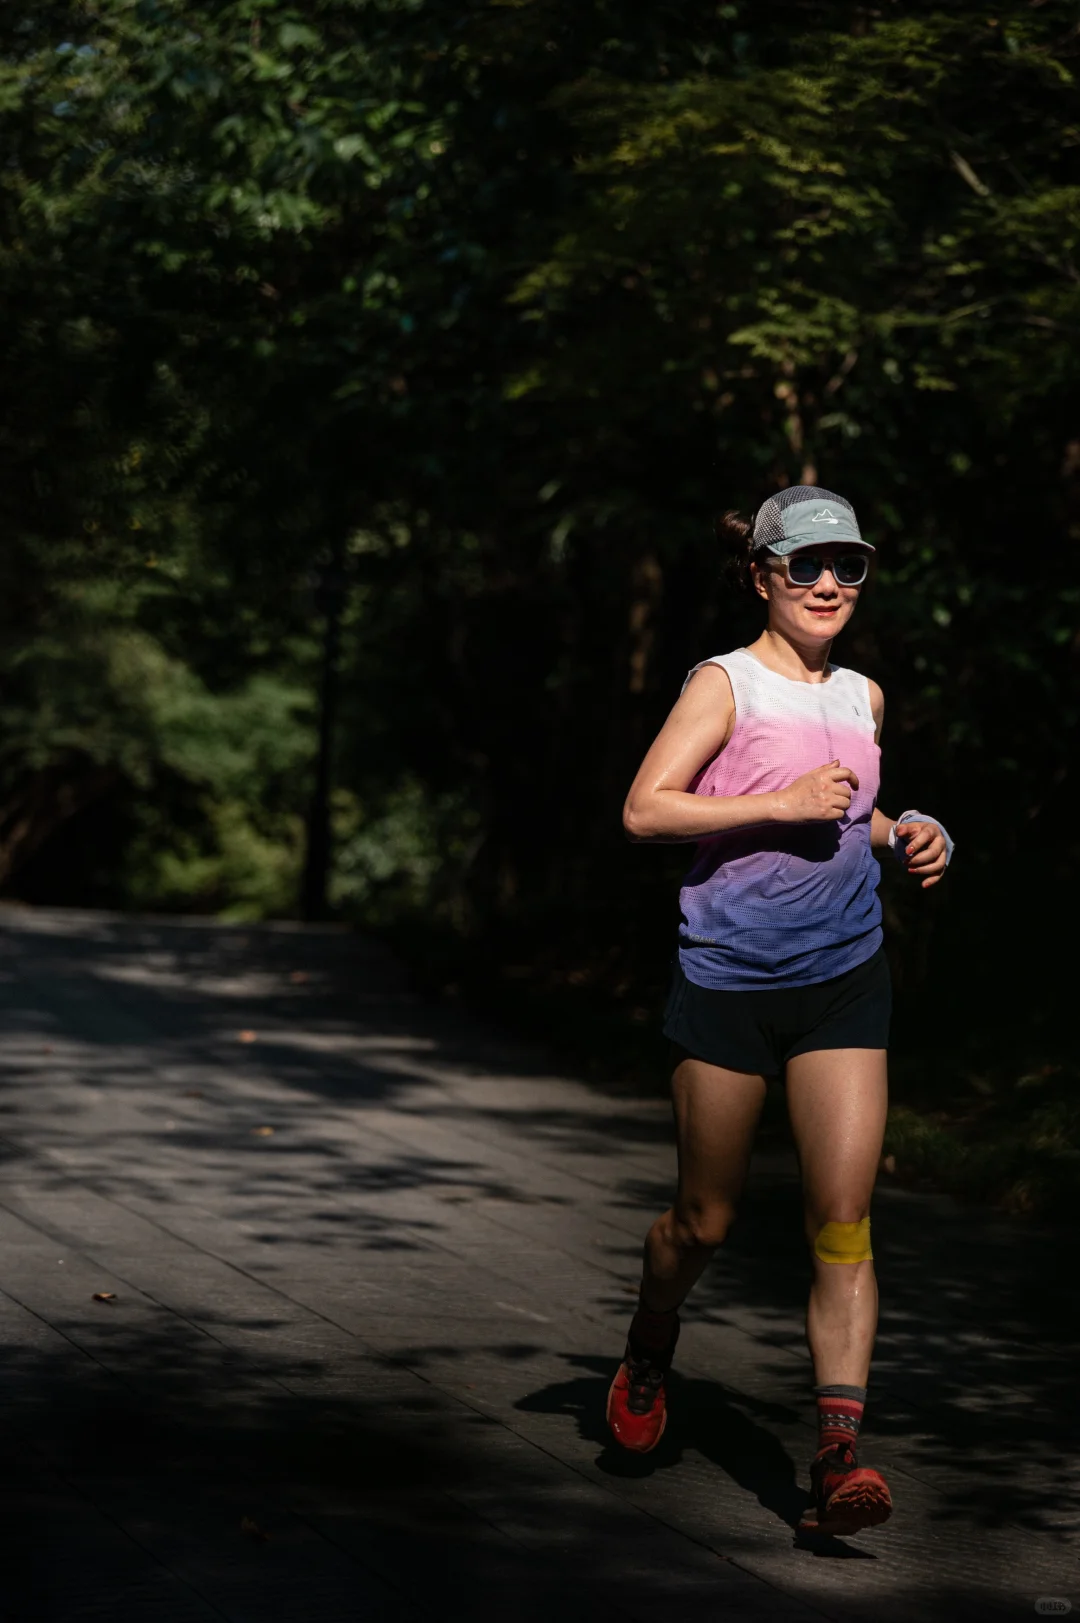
[517,1355,815,1537]
[0,1321,655,1622]
[0,909,1077,1620]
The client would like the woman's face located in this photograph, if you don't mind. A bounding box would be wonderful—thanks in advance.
[751,548,863,644]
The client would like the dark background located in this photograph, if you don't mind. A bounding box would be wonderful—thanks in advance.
[1,1,1078,1212]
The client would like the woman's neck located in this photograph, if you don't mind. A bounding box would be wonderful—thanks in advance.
[746,627,833,684]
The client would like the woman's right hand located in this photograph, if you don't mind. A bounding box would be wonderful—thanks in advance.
[772,760,859,823]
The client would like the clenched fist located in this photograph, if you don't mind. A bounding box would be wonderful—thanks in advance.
[894,820,948,889]
[773,760,859,824]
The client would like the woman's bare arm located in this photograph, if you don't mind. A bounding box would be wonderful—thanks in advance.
[623,665,859,843]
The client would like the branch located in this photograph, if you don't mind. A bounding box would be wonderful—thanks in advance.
[949,150,992,198]
[823,348,859,396]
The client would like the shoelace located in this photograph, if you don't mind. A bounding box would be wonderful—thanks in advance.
[814,1442,857,1484]
[625,1354,665,1414]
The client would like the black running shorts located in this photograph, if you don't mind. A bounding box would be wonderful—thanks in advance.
[662,947,891,1077]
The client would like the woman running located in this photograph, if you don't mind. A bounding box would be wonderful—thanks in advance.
[606,485,953,1537]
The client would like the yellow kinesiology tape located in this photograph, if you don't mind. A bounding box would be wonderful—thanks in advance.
[814,1218,873,1264]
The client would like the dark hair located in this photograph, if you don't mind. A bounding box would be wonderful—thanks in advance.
[715,509,760,592]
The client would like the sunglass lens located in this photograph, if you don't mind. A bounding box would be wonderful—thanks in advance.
[834,553,868,585]
[787,554,821,585]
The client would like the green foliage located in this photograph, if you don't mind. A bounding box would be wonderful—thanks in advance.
[0,582,315,906]
[330,780,481,926]
[125,797,306,920]
[0,4,1077,1155]
[885,1063,1080,1224]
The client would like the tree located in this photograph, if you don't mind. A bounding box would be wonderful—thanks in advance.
[0,2,1076,1060]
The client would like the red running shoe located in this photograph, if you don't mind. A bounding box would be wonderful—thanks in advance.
[799,1443,893,1537]
[606,1346,671,1453]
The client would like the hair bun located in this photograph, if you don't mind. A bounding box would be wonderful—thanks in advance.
[715,509,756,589]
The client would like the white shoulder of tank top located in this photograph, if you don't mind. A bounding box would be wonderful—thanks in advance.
[682,649,869,693]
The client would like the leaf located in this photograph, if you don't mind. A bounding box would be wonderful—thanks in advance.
[334,134,377,165]
[277,23,319,52]
[251,1125,275,1136]
[92,1291,117,1303]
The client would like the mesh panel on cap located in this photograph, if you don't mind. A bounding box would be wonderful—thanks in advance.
[752,486,855,550]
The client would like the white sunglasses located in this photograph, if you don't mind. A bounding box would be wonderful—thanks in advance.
[780,550,869,587]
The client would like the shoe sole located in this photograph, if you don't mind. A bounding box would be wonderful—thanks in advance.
[605,1371,667,1453]
[799,1470,892,1537]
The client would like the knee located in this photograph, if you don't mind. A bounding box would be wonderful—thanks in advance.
[670,1199,737,1251]
[808,1212,873,1264]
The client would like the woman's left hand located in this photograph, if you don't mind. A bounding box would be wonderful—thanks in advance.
[896,821,948,888]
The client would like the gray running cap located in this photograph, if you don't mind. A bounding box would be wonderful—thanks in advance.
[752,486,874,556]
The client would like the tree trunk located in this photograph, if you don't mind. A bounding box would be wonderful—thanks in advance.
[301,542,348,922]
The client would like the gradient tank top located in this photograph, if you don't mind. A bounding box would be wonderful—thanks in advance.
[677,648,882,990]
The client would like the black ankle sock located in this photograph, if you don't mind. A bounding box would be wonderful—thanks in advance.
[628,1291,680,1362]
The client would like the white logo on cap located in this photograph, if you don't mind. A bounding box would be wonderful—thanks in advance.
[812,507,841,524]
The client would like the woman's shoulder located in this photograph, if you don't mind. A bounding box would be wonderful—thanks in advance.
[683,648,749,679]
[694,647,749,667]
[679,654,740,699]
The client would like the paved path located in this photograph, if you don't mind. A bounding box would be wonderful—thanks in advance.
[0,907,1075,1622]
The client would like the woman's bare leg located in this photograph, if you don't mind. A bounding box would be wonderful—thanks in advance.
[785,1047,888,1386]
[640,1052,767,1311]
